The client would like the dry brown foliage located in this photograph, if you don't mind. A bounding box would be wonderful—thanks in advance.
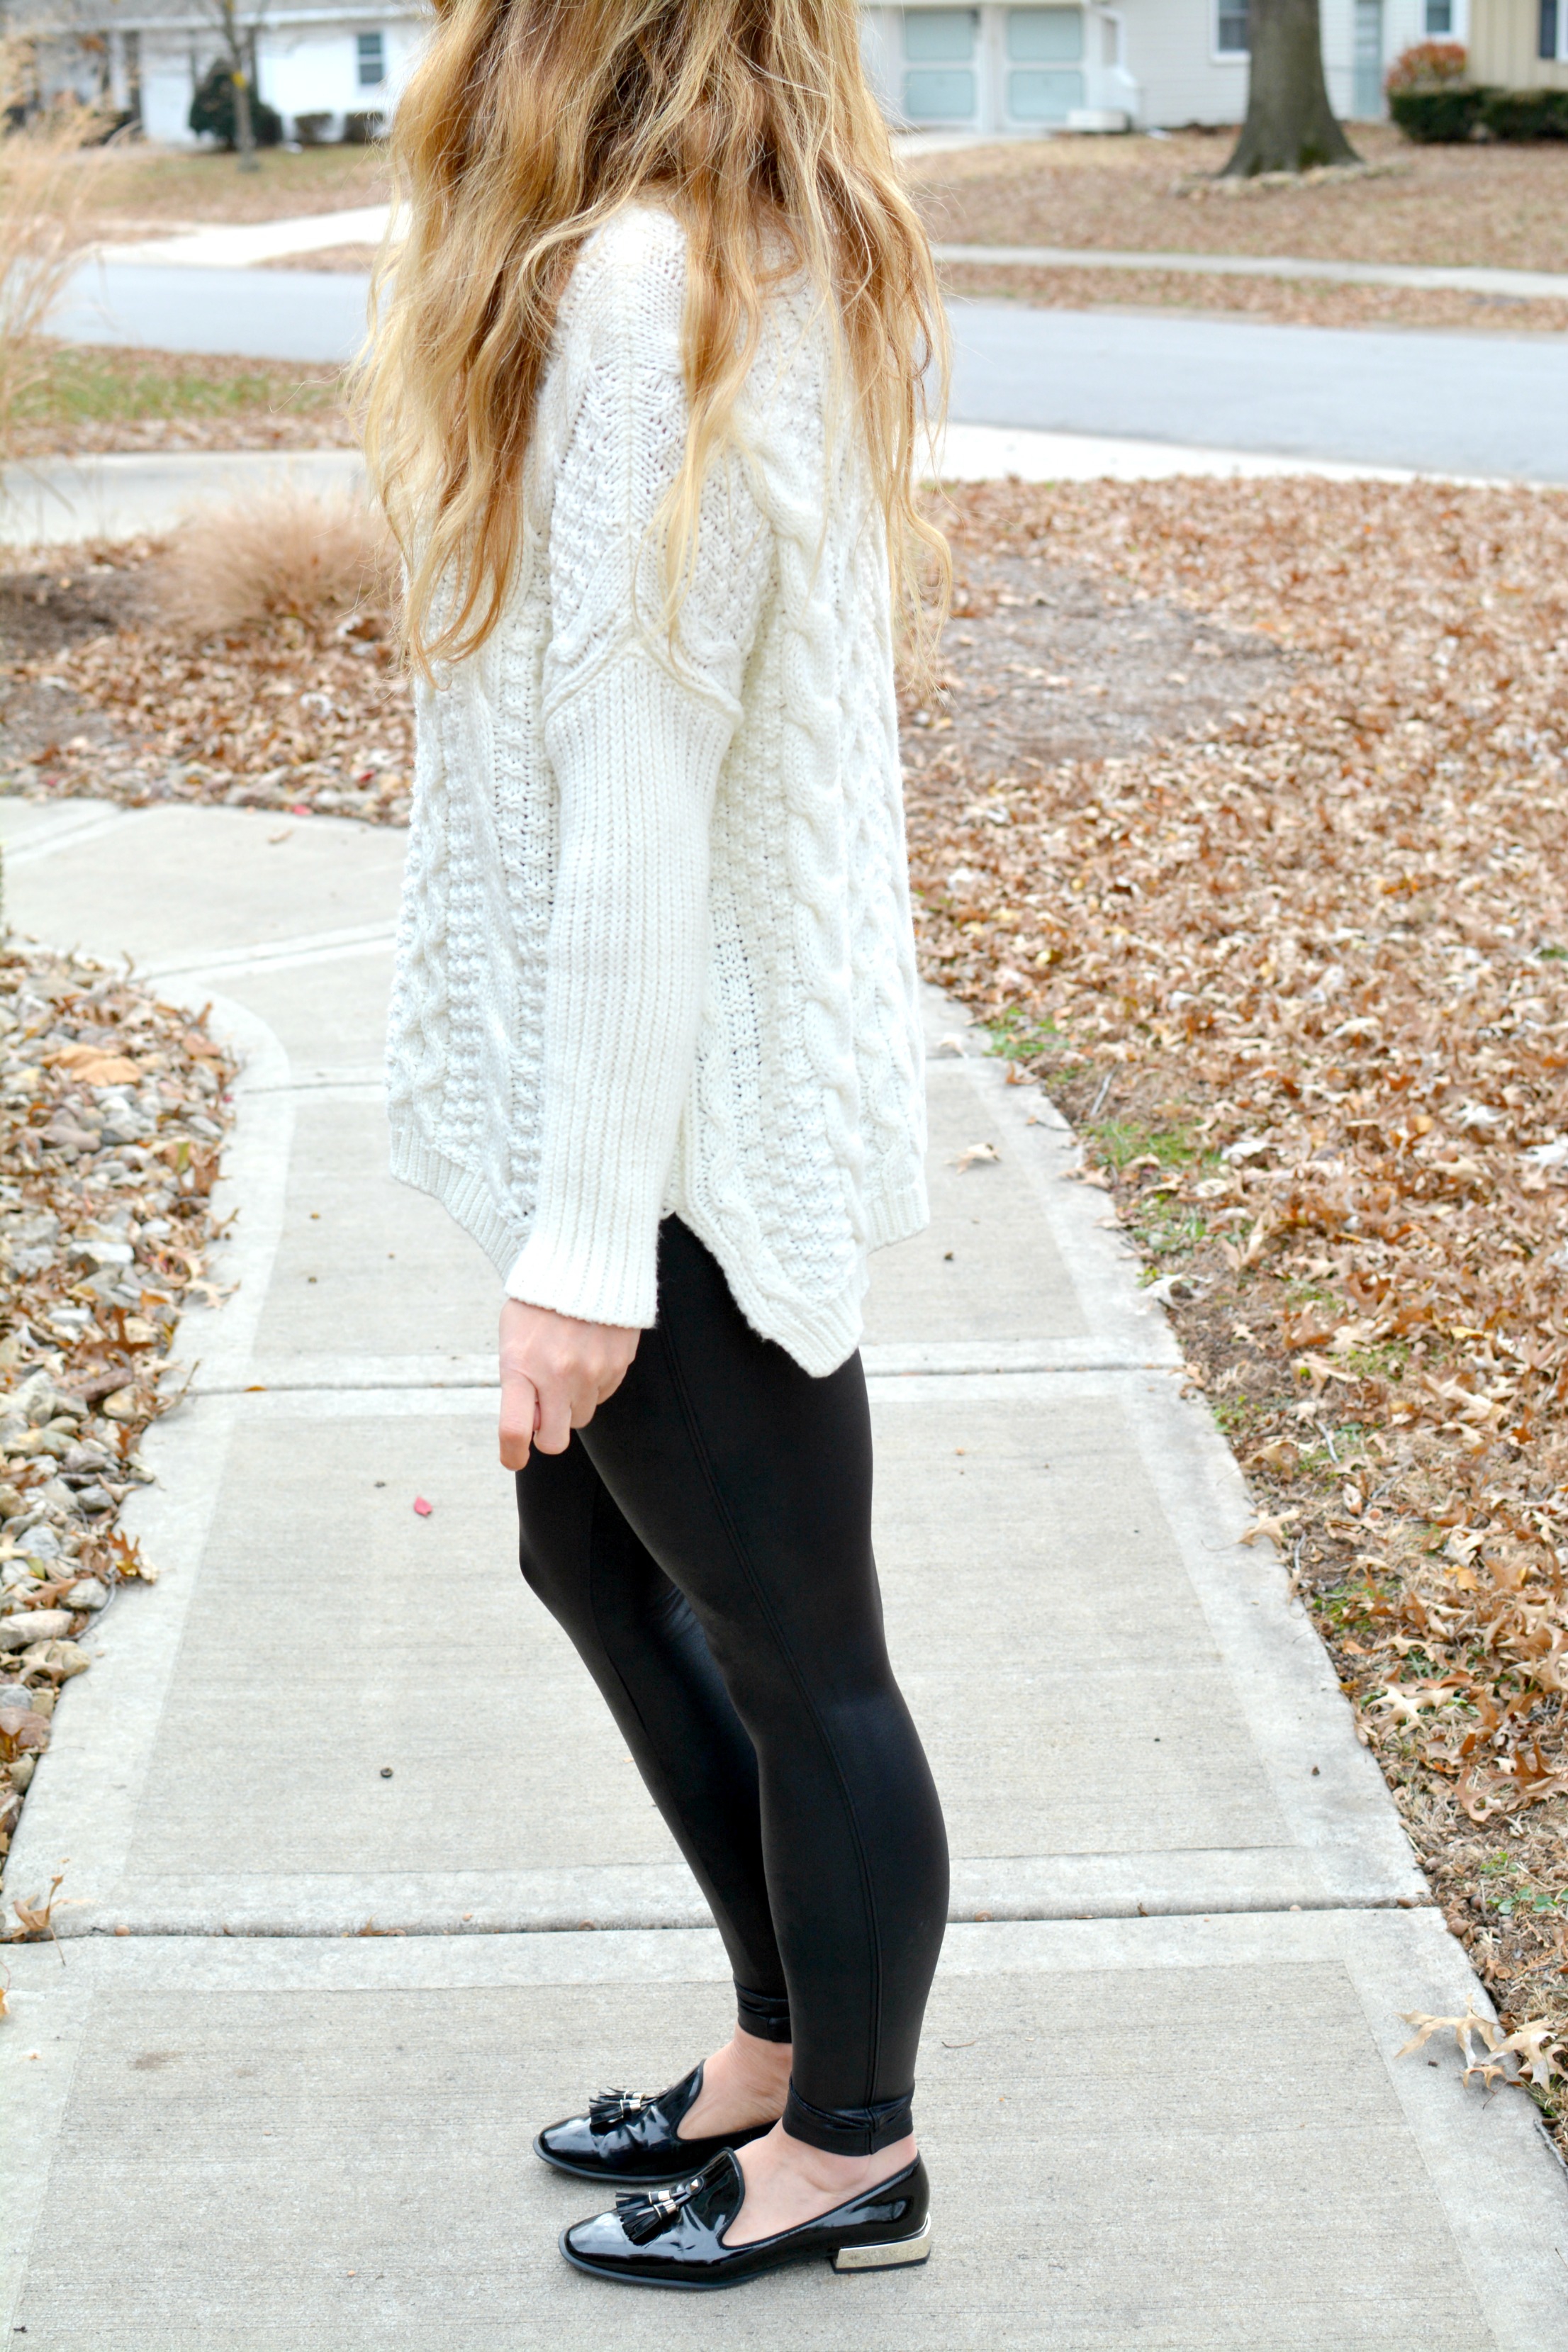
[2,534,412,821]
[5,344,354,461]
[906,475,1568,2138]
[65,136,388,230]
[152,485,394,637]
[255,242,381,274]
[0,52,107,486]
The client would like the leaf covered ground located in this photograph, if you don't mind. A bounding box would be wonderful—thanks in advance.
[905,474,1568,2145]
[0,545,410,822]
[0,941,236,1930]
[938,259,1568,337]
[909,123,1568,274]
[71,138,388,230]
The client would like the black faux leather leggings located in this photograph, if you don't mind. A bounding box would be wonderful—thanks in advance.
[515,1217,949,2158]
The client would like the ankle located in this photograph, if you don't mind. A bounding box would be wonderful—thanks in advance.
[776,2127,917,2195]
[725,2025,792,2092]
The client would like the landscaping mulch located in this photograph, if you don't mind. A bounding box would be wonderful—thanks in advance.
[907,473,1568,2145]
[909,123,1568,275]
[0,939,236,1937]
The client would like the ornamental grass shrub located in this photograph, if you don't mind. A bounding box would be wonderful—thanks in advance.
[154,484,395,637]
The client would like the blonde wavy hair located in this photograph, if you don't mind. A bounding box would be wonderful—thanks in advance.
[357,0,949,676]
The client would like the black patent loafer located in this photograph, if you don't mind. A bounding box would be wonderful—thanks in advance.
[560,2148,931,2290]
[534,2063,775,2186]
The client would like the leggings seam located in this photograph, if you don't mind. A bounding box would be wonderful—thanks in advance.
[581,1477,705,1886]
[655,1321,885,2114]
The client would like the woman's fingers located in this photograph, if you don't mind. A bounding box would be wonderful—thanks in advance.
[593,1348,637,1409]
[533,1375,575,1455]
[498,1369,539,1471]
[498,1302,642,1461]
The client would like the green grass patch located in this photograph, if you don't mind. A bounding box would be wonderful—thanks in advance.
[1082,1114,1203,1170]
[1127,1197,1209,1258]
[17,344,343,432]
[985,1008,1070,1062]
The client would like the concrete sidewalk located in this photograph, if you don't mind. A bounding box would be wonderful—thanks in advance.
[97,196,1568,305]
[0,432,1437,549]
[1,797,1564,2347]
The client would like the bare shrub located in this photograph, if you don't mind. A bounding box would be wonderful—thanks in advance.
[0,45,104,487]
[153,483,396,636]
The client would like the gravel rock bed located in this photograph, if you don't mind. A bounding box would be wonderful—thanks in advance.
[0,934,235,1935]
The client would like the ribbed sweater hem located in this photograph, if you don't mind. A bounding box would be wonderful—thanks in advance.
[387,1128,526,1286]
[389,1118,929,1379]
[676,1172,929,1379]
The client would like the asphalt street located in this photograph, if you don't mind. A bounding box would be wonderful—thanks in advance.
[56,259,1568,481]
[946,298,1568,483]
[56,259,376,366]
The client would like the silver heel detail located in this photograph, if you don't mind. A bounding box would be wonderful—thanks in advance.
[832,2217,933,2270]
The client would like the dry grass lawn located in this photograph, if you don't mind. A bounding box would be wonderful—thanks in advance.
[70,138,388,233]
[912,122,1568,274]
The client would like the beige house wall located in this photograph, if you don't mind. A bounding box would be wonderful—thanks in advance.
[1469,0,1568,85]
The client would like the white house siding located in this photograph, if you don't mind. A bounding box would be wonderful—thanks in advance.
[262,11,425,134]
[123,5,425,144]
[1114,0,1248,125]
[863,0,1463,130]
[863,4,1141,128]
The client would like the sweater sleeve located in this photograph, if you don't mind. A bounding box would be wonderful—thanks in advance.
[503,216,771,1328]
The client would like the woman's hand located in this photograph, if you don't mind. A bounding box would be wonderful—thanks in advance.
[499,1299,641,1471]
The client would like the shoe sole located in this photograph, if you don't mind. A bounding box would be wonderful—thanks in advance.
[833,2218,934,2270]
[558,2217,933,2290]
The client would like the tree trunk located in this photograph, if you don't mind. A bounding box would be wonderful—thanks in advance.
[232,62,259,172]
[1222,0,1358,177]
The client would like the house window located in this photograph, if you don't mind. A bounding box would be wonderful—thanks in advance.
[1425,0,1452,30]
[356,30,384,86]
[1007,8,1085,121]
[1541,0,1560,57]
[1216,0,1249,54]
[902,9,977,122]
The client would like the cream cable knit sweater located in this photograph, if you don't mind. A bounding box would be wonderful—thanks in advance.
[386,205,928,1376]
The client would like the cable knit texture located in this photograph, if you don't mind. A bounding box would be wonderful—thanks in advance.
[386,204,927,1374]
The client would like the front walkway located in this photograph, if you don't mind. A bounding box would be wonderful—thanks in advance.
[1,798,1564,2347]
